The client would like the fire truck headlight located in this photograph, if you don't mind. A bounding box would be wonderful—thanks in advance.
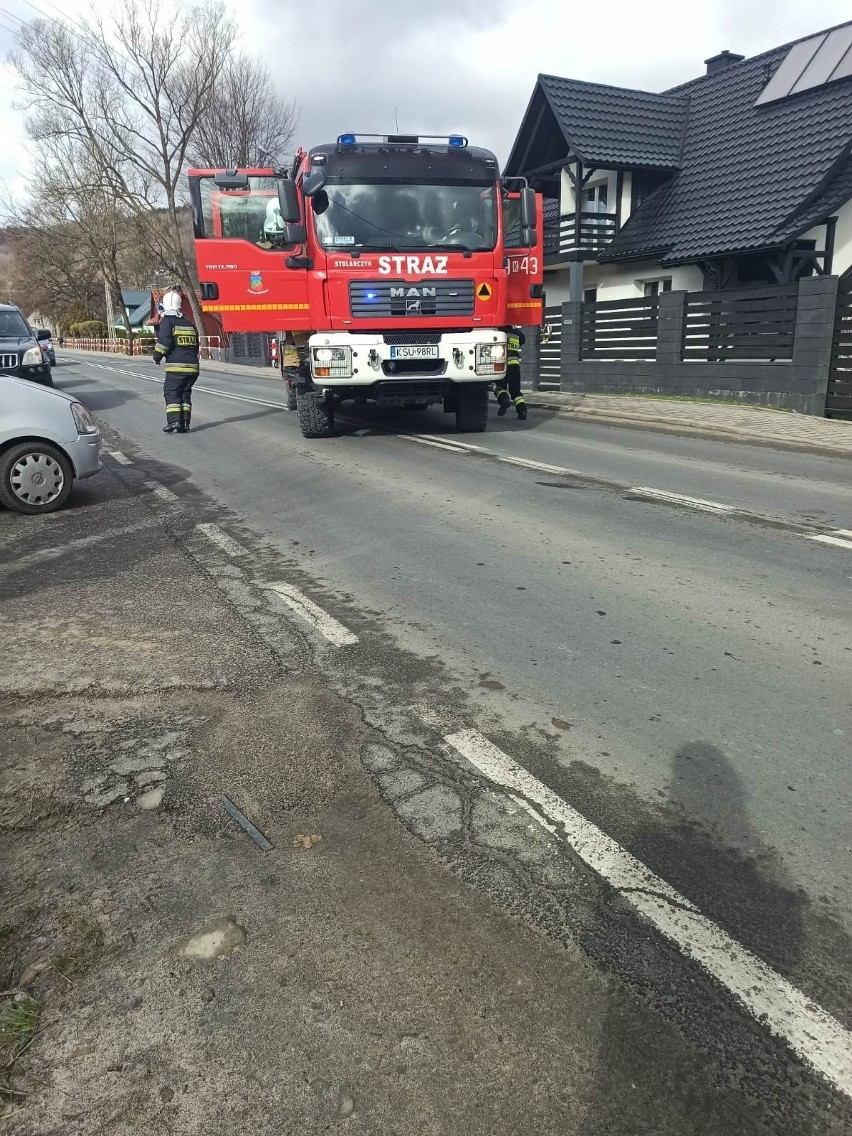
[312,345,352,378]
[474,343,506,375]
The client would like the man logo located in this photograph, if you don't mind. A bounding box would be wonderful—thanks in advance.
[406,298,422,313]
[390,286,437,299]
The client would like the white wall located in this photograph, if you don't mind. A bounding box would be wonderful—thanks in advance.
[543,260,704,306]
[801,197,852,276]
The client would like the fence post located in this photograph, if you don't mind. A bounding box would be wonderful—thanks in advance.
[792,275,839,415]
[523,324,541,390]
[559,300,582,392]
[656,290,687,363]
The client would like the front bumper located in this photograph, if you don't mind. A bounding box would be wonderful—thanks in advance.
[0,363,52,382]
[308,330,507,387]
[65,432,103,479]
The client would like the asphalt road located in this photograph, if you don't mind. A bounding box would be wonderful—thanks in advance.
[41,352,852,1130]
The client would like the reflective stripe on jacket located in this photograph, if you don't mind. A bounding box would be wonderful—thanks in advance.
[153,315,200,373]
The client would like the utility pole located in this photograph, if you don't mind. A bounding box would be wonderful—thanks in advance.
[104,277,117,347]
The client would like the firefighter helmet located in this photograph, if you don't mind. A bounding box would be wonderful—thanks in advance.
[161,290,183,317]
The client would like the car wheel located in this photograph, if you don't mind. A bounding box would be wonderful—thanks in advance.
[0,442,74,514]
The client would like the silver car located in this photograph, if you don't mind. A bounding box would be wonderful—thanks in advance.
[0,374,102,514]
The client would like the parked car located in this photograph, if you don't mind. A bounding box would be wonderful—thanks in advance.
[0,374,102,514]
[35,330,56,367]
[0,305,54,386]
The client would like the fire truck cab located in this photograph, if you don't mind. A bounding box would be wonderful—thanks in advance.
[189,134,543,438]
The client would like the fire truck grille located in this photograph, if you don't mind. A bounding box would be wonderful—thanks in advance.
[382,331,442,345]
[0,354,19,370]
[350,280,475,319]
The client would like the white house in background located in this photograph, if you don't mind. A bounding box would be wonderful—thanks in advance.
[504,22,852,308]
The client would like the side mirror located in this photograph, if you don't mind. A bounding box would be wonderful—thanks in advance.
[36,328,51,341]
[277,178,301,223]
[281,222,307,245]
[522,226,537,247]
[214,169,250,191]
[302,170,327,197]
[520,187,536,228]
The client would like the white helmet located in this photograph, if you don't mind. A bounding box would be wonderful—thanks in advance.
[161,290,182,317]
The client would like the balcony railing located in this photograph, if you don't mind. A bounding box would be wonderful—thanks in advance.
[543,211,618,260]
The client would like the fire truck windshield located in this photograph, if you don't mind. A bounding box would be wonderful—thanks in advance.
[313,182,497,252]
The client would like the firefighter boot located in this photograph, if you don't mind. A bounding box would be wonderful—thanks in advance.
[497,390,512,416]
[177,403,192,433]
[163,403,182,433]
[515,396,527,420]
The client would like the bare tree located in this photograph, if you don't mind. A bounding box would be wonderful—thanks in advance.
[187,53,299,169]
[13,1,237,329]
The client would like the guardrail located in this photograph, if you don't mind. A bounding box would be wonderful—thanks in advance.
[62,338,157,355]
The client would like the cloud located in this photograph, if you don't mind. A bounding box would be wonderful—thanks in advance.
[1,0,850,206]
[232,0,852,164]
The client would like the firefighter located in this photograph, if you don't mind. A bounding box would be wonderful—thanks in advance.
[152,289,200,433]
[495,326,527,419]
[270,336,279,368]
[281,330,311,407]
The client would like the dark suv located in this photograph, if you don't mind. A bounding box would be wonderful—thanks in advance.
[0,304,53,386]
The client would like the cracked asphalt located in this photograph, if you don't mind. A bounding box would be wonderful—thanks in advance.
[0,353,850,1135]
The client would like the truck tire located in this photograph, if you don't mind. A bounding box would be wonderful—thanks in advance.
[296,388,334,438]
[285,382,297,411]
[455,383,489,432]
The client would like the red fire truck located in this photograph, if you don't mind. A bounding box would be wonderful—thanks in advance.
[188,133,544,438]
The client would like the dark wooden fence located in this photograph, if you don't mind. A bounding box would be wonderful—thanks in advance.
[682,285,798,361]
[827,277,852,417]
[580,296,659,360]
[538,276,839,415]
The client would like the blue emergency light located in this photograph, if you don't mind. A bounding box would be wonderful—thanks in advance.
[336,133,469,147]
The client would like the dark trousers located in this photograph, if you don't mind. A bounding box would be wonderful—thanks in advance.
[495,363,524,404]
[163,370,198,426]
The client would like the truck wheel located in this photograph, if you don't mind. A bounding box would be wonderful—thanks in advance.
[455,383,489,432]
[285,382,297,412]
[296,389,334,438]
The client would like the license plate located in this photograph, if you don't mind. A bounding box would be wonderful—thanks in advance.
[389,344,438,359]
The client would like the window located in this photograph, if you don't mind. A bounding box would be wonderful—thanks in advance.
[643,278,672,297]
[583,287,598,302]
[198,175,280,245]
[583,183,609,214]
[313,182,498,251]
[0,309,30,338]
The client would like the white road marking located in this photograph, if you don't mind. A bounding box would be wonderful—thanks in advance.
[499,455,584,477]
[398,435,470,454]
[811,534,852,551]
[445,728,852,1099]
[197,523,248,558]
[411,435,487,452]
[266,581,358,647]
[109,450,133,465]
[833,528,852,539]
[142,480,179,503]
[628,487,736,515]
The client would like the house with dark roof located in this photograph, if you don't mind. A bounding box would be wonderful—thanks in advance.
[118,290,155,332]
[504,22,852,306]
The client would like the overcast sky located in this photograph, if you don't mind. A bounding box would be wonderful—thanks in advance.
[1,0,850,202]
